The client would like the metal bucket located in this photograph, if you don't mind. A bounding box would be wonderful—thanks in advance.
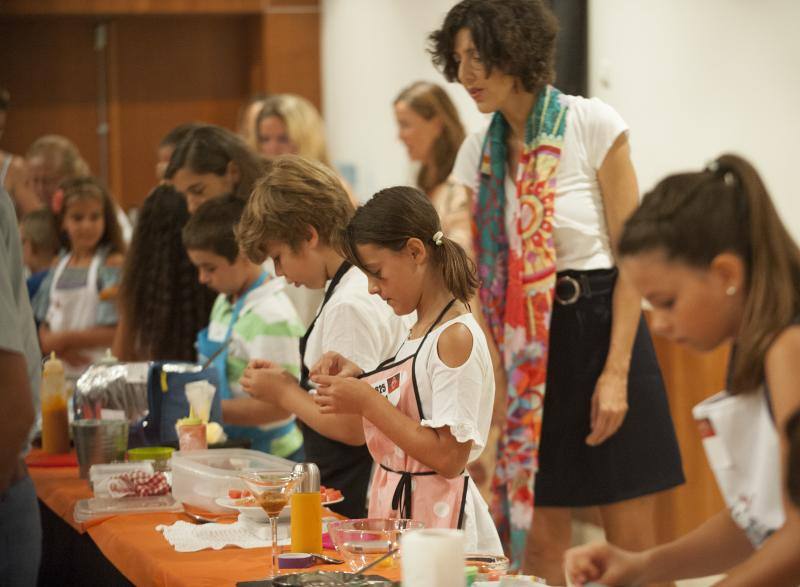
[72,419,129,479]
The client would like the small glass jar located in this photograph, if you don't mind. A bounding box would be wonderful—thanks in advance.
[177,422,207,451]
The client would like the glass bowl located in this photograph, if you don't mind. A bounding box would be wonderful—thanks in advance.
[327,518,424,573]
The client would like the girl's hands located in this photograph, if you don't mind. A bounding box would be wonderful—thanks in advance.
[310,352,363,378]
[311,374,374,416]
[563,541,647,587]
[586,370,629,446]
[240,359,297,405]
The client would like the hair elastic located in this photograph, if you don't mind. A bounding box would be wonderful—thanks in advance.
[432,230,444,246]
[705,159,737,187]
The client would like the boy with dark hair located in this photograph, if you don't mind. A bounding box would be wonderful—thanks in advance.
[183,195,305,458]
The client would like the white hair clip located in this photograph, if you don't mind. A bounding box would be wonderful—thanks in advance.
[432,231,444,246]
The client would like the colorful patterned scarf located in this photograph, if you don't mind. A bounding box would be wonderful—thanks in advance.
[474,85,568,568]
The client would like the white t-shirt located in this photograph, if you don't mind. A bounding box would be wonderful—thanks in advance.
[452,94,629,271]
[303,266,408,373]
[393,312,502,554]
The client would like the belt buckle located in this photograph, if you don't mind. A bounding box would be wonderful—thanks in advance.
[555,275,581,305]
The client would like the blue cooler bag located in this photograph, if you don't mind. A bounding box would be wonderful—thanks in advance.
[143,362,224,445]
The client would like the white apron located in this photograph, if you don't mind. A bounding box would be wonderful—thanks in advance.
[46,252,107,378]
[693,388,785,547]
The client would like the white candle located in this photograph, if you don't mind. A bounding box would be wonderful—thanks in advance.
[401,528,465,587]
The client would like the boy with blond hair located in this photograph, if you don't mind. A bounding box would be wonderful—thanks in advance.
[238,155,407,517]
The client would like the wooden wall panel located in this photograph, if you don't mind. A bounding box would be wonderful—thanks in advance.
[0,1,322,210]
[258,7,321,110]
[0,18,101,180]
[108,16,251,208]
[649,320,729,541]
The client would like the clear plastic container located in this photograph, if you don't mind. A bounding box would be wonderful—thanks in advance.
[73,495,182,523]
[170,448,293,512]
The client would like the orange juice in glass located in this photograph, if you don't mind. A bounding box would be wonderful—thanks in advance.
[41,352,70,454]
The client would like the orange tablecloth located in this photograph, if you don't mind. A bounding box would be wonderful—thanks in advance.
[26,450,401,586]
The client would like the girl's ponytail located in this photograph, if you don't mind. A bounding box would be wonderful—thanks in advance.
[434,235,478,303]
[716,154,800,392]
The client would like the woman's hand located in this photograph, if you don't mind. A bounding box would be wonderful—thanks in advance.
[240,360,296,406]
[311,374,374,416]
[586,370,628,446]
[564,541,647,587]
[309,351,363,378]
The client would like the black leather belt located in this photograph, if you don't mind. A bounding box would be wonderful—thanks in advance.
[554,269,616,305]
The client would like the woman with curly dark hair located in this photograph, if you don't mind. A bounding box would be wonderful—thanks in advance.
[430,0,684,579]
[112,184,215,361]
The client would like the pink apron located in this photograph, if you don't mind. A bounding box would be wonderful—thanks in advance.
[360,300,469,529]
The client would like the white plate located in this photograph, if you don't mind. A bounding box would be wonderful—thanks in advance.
[214,494,345,523]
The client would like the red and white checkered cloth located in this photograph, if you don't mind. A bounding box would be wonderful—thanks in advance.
[107,471,170,498]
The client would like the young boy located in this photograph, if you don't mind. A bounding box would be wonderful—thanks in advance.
[237,155,408,518]
[183,195,305,459]
[20,209,60,301]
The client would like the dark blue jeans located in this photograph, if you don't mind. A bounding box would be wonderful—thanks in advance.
[1,475,41,586]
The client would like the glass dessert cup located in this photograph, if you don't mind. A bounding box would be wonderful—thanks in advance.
[241,470,301,578]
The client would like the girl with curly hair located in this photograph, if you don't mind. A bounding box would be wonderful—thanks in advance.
[430,0,684,578]
[113,184,216,362]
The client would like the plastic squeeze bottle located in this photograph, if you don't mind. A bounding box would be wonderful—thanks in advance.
[290,462,322,553]
[41,352,70,454]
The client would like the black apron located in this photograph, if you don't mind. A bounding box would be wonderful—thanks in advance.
[298,261,373,518]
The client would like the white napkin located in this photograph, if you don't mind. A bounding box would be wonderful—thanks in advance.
[156,518,290,552]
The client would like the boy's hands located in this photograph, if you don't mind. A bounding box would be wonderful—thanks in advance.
[240,359,297,406]
[310,352,363,378]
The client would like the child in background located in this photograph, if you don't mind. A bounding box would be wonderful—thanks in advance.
[34,177,125,378]
[20,209,60,301]
[307,186,502,554]
[565,154,800,586]
[238,155,406,518]
[183,195,305,459]
[155,122,202,181]
[164,124,268,214]
[113,185,216,362]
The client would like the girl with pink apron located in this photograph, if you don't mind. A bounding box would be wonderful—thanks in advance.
[361,300,469,530]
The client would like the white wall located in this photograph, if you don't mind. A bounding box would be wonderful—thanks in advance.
[589,0,800,239]
[321,0,486,201]
[323,0,800,240]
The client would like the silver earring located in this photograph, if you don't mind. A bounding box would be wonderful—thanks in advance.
[726,286,737,296]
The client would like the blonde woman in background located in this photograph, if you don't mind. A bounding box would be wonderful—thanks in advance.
[393,81,471,255]
[236,94,269,152]
[256,94,356,205]
[26,135,90,211]
[26,135,132,243]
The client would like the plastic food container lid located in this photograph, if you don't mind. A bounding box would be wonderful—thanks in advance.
[73,495,182,523]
